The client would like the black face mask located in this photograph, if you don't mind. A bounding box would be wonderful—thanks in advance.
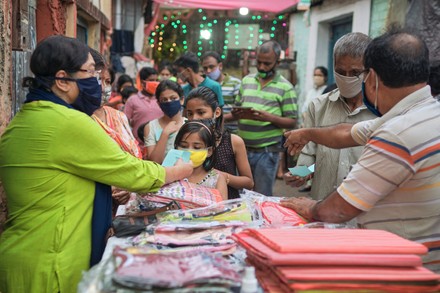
[71,77,102,116]
[257,65,276,79]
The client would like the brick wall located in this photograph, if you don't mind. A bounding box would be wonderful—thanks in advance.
[0,0,13,234]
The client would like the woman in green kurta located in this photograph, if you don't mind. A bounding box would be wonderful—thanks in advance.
[0,36,192,293]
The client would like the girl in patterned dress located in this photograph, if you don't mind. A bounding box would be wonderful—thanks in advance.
[174,120,228,200]
[185,87,254,199]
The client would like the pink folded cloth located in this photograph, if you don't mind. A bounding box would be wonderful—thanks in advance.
[233,231,422,267]
[245,228,428,254]
[277,265,440,282]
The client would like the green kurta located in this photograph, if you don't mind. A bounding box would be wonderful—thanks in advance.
[0,101,165,293]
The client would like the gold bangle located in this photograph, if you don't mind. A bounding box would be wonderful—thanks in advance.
[226,174,230,185]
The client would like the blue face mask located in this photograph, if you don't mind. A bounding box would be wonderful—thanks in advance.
[361,73,382,117]
[159,99,182,117]
[207,67,221,81]
[72,77,102,116]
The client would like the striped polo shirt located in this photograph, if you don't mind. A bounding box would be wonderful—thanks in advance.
[338,86,440,271]
[237,72,297,148]
[221,73,241,106]
[221,74,242,133]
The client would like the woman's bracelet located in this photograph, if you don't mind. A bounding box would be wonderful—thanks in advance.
[226,173,230,185]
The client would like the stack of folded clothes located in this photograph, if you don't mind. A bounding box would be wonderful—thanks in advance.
[233,228,440,292]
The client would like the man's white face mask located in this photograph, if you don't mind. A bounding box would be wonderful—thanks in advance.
[334,71,364,98]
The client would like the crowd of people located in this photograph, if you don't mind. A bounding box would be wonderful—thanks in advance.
[0,24,439,292]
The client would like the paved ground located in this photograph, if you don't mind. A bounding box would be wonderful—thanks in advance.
[272,177,310,198]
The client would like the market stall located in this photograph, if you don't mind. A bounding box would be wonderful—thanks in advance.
[79,182,440,292]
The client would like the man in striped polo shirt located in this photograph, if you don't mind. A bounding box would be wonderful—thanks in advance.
[229,40,297,196]
[201,51,242,133]
[281,27,440,272]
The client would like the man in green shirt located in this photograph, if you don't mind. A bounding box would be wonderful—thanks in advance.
[227,40,297,196]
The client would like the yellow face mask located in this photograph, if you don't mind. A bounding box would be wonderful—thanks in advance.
[187,149,208,167]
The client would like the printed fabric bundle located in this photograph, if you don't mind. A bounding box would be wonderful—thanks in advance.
[140,180,223,209]
[112,247,241,290]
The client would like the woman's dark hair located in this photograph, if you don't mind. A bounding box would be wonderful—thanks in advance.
[116,74,134,93]
[138,67,158,81]
[121,86,138,103]
[155,79,184,100]
[23,35,90,90]
[174,119,217,171]
[159,61,176,76]
[89,48,106,70]
[137,122,149,144]
[108,67,116,84]
[185,86,224,140]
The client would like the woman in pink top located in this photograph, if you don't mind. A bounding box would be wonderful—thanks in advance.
[124,67,163,144]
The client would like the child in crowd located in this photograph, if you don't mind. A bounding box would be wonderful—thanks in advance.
[137,122,149,159]
[158,61,177,82]
[174,120,228,200]
[107,74,134,110]
[185,87,254,199]
[120,86,138,111]
[144,80,185,164]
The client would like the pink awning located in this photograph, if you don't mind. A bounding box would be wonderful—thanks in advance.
[153,0,300,13]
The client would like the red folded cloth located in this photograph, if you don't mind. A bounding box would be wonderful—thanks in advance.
[245,228,428,254]
[260,201,308,226]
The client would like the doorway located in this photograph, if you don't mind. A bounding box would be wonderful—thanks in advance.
[327,17,353,84]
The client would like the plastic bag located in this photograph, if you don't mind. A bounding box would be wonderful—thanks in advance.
[157,198,262,227]
[112,247,241,290]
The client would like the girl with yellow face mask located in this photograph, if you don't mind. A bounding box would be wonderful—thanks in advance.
[174,120,228,200]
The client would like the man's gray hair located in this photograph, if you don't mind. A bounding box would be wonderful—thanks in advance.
[333,32,372,60]
[258,40,282,60]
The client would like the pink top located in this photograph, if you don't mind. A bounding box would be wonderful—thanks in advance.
[123,91,163,142]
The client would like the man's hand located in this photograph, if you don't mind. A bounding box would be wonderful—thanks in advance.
[283,172,312,188]
[231,107,255,120]
[284,129,311,156]
[249,109,273,122]
[280,196,317,221]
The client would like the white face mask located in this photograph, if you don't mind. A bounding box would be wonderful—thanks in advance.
[102,85,112,104]
[334,71,363,98]
[313,76,326,87]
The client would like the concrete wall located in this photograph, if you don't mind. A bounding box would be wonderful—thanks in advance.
[369,0,407,38]
[305,0,371,92]
[289,12,311,103]
[290,0,371,113]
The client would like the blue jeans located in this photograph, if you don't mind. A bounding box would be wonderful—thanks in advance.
[247,151,279,196]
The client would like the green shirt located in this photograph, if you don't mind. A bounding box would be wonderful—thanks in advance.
[221,73,241,106]
[237,72,297,148]
[0,101,165,293]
